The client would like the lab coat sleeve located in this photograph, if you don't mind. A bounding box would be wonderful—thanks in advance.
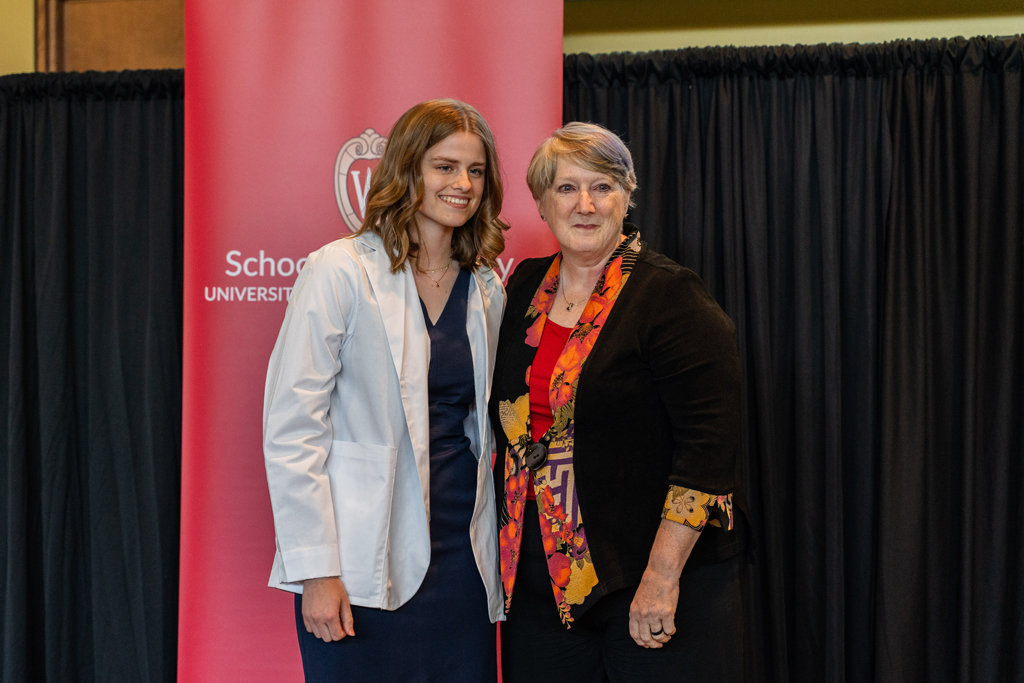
[263,246,358,584]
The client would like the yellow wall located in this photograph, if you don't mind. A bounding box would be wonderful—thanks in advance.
[564,0,1024,34]
[0,0,34,76]
[563,0,1024,53]
[564,15,1024,54]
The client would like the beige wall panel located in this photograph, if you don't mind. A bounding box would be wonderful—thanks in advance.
[0,0,36,76]
[565,0,1024,34]
[62,0,184,72]
[564,15,1024,54]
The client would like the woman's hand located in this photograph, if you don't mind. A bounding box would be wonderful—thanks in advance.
[301,576,355,642]
[628,519,701,648]
[629,564,679,648]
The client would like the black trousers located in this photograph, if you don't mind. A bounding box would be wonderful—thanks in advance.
[501,501,744,683]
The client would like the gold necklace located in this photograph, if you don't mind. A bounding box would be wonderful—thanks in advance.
[417,261,451,287]
[415,250,453,287]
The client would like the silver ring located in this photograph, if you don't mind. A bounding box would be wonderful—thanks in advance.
[650,627,663,636]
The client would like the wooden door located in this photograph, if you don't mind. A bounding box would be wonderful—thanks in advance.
[37,0,184,72]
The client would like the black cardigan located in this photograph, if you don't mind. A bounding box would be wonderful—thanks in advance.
[489,239,745,597]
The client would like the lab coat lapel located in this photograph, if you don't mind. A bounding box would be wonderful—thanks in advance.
[468,267,500,451]
[356,236,431,508]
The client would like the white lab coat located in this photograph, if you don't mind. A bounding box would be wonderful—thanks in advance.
[263,231,505,622]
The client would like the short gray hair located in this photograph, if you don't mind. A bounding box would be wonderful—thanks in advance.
[526,122,637,207]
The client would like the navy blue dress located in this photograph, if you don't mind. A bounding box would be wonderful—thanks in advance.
[295,269,496,682]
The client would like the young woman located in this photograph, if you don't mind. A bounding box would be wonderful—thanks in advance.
[263,99,508,682]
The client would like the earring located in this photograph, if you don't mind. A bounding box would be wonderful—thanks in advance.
[540,214,545,220]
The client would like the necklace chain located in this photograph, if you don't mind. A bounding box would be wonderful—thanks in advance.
[559,285,587,312]
[415,251,452,288]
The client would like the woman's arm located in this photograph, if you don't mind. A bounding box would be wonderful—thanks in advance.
[264,247,359,605]
[629,266,741,647]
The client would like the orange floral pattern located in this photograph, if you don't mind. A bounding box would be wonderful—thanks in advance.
[497,231,641,627]
[662,485,734,531]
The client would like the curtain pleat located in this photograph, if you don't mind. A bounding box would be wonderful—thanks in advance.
[0,70,184,683]
[878,49,1024,683]
[565,36,1023,683]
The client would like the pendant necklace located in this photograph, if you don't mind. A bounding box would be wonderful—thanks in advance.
[418,262,451,287]
[416,252,452,287]
[559,286,586,312]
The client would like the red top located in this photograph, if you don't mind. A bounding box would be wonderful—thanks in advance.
[526,319,573,500]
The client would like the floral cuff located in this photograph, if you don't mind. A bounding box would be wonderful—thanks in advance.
[662,486,734,531]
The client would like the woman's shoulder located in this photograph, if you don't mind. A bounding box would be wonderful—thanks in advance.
[634,243,687,278]
[302,233,402,281]
[286,236,373,304]
[634,243,710,295]
[304,235,364,267]
[506,254,556,296]
[631,243,733,329]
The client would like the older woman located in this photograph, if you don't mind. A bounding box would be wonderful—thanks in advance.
[264,99,506,682]
[490,122,745,682]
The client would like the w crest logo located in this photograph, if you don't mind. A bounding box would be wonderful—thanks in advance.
[334,129,386,232]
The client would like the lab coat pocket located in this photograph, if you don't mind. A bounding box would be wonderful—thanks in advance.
[327,440,397,601]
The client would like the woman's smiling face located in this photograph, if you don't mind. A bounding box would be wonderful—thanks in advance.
[414,131,486,233]
[537,157,629,265]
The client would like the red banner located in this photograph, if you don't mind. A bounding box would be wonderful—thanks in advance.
[179,2,562,680]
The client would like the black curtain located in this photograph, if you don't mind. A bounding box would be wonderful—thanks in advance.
[565,37,1024,683]
[0,71,184,683]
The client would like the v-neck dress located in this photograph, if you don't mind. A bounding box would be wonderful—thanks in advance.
[294,268,496,682]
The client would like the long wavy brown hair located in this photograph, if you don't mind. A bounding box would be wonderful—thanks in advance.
[353,99,508,273]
